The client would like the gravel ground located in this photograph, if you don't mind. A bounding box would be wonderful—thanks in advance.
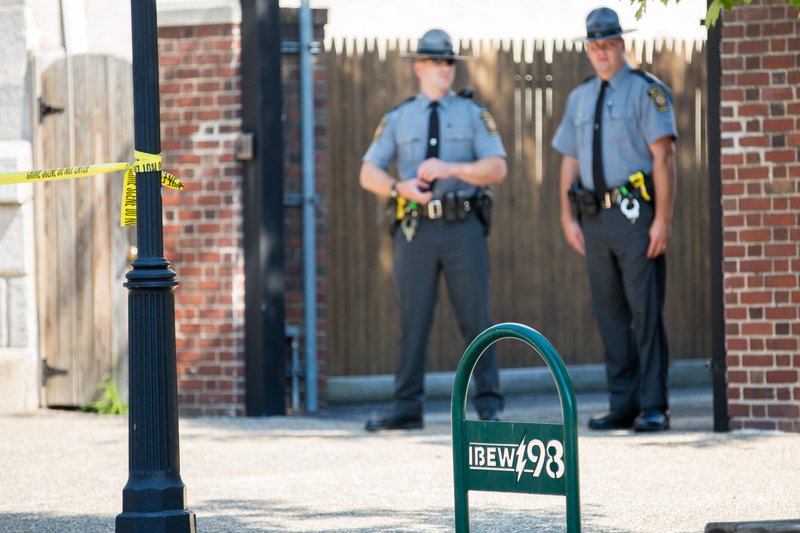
[1,388,799,532]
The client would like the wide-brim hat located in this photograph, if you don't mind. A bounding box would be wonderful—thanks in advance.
[401,28,468,60]
[575,7,635,42]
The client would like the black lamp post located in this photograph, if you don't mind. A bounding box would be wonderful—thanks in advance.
[115,0,195,531]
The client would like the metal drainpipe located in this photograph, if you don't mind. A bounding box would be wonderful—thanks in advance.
[299,0,318,413]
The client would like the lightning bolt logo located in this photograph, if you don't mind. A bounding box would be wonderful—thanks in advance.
[514,435,527,482]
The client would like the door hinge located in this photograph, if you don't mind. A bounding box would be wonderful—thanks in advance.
[38,97,65,124]
[42,361,69,384]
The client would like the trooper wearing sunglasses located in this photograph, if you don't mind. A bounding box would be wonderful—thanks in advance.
[360,29,507,431]
[552,7,678,432]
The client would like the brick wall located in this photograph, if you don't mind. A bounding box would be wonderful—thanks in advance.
[159,23,246,416]
[156,9,328,416]
[720,0,800,432]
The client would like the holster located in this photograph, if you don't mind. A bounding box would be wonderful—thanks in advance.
[568,181,599,217]
[474,187,493,235]
[386,197,400,237]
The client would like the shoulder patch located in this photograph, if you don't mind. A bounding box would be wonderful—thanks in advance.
[480,110,499,136]
[647,86,670,112]
[372,115,388,141]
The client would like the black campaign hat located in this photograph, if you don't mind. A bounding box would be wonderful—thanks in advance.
[578,7,635,42]
[401,29,467,60]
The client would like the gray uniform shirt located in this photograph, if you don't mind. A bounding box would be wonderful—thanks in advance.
[551,63,678,191]
[363,91,506,197]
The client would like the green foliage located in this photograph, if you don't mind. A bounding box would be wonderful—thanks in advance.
[81,373,128,415]
[629,0,800,27]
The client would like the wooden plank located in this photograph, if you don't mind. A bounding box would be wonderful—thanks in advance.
[51,56,78,405]
[73,55,97,403]
[106,56,134,392]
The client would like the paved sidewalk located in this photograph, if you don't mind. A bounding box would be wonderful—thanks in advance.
[1,387,799,532]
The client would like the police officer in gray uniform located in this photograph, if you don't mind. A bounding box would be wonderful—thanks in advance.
[360,29,507,431]
[552,7,678,432]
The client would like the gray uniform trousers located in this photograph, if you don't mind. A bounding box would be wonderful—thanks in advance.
[581,200,669,416]
[392,213,503,416]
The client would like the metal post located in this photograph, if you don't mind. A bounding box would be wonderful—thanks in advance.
[116,1,195,531]
[299,0,318,413]
[451,323,580,532]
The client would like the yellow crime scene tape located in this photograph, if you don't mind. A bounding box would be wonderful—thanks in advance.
[0,150,183,227]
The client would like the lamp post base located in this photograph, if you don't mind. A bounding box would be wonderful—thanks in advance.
[116,510,196,533]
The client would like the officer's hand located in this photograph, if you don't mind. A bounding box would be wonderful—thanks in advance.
[397,178,434,205]
[417,158,454,183]
[561,217,585,256]
[647,218,672,259]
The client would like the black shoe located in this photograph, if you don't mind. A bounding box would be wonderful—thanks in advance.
[364,411,424,432]
[478,410,503,422]
[633,410,670,432]
[588,411,636,430]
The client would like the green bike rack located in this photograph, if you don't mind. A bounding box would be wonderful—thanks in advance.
[451,323,581,532]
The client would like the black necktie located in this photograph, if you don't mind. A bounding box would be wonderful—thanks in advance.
[592,81,609,199]
[426,101,440,159]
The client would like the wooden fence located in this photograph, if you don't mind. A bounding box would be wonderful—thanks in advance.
[325,39,709,376]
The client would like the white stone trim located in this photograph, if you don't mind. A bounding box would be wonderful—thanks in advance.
[157,0,241,27]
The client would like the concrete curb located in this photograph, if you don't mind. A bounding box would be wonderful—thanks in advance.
[326,358,711,403]
[705,520,800,532]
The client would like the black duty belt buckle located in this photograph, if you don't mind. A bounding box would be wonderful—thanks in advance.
[427,199,443,220]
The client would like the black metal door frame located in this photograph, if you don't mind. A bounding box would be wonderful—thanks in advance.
[240,0,287,416]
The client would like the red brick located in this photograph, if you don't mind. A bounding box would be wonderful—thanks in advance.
[728,371,749,383]
[740,291,772,304]
[742,354,774,368]
[738,104,770,117]
[767,404,800,418]
[764,245,798,258]
[739,198,771,211]
[762,88,795,101]
[738,166,770,179]
[764,55,796,69]
[765,180,795,194]
[736,72,770,86]
[739,260,772,273]
[764,118,794,132]
[765,150,798,163]
[743,387,775,399]
[764,213,797,226]
[766,338,799,351]
[727,403,750,417]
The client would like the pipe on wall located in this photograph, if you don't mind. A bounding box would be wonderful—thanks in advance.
[299,0,318,413]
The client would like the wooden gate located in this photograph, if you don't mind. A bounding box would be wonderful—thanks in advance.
[34,54,135,407]
[326,40,710,376]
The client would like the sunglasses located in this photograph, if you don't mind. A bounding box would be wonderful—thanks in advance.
[424,57,456,66]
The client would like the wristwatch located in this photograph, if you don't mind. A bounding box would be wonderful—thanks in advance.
[389,181,398,199]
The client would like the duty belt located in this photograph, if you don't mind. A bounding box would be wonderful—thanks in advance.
[397,195,477,221]
[600,172,653,209]
[600,188,625,209]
